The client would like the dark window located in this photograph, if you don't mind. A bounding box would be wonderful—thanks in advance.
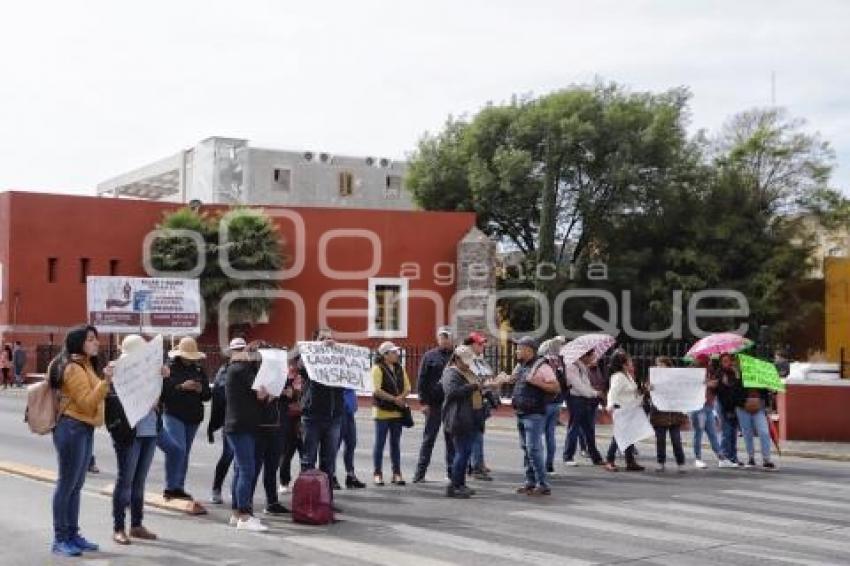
[47,258,57,283]
[80,258,90,284]
[109,259,120,276]
[338,172,354,196]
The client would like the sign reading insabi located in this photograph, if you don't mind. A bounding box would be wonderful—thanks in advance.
[649,367,707,412]
[87,276,201,334]
[298,341,373,391]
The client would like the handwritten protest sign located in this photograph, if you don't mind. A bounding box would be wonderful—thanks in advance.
[252,349,288,398]
[298,341,373,391]
[613,405,655,449]
[649,367,706,412]
[113,335,164,427]
[739,354,786,392]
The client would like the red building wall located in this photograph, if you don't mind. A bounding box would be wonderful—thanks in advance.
[0,191,476,356]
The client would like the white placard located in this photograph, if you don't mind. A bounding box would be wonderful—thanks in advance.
[87,276,201,334]
[252,349,288,398]
[613,405,655,449]
[649,367,706,412]
[297,341,373,391]
[470,356,494,379]
[113,335,164,428]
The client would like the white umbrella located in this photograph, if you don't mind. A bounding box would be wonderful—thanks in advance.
[559,334,617,364]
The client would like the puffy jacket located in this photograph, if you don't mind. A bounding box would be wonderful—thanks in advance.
[417,347,452,407]
[161,358,211,425]
[60,357,108,427]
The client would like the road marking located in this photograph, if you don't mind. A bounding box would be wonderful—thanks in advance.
[720,545,841,566]
[285,535,456,566]
[392,523,594,566]
[721,489,850,510]
[637,500,833,530]
[568,502,779,538]
[673,492,850,522]
[510,509,723,547]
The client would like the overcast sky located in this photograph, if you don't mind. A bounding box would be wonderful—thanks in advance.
[2,0,849,195]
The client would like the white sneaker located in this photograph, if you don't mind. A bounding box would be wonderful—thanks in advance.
[228,515,238,527]
[655,463,665,473]
[694,459,708,469]
[718,459,737,469]
[278,484,289,495]
[236,516,268,532]
[564,460,578,467]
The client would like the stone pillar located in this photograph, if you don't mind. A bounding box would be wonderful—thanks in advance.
[454,226,497,340]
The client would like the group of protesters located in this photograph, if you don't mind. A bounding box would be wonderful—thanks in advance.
[43,322,777,556]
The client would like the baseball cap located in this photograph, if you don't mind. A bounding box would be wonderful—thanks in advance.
[378,341,402,355]
[467,331,487,346]
[513,336,537,350]
[436,326,453,338]
[453,345,475,366]
[229,337,247,351]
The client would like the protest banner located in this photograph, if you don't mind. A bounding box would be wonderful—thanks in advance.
[253,349,288,398]
[113,335,164,428]
[739,354,787,392]
[649,367,706,412]
[613,405,655,449]
[297,341,373,391]
[87,276,201,334]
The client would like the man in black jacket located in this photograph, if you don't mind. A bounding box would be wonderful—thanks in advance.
[412,326,455,483]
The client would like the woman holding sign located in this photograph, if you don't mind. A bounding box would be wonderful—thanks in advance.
[107,335,165,545]
[733,356,776,470]
[648,357,688,473]
[371,341,411,486]
[604,350,645,472]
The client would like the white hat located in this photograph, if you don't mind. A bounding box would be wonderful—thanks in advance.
[436,326,453,338]
[229,337,247,351]
[119,335,146,359]
[453,345,475,366]
[377,341,401,356]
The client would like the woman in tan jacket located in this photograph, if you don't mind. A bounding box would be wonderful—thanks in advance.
[49,325,112,557]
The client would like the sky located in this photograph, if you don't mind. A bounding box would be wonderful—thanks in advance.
[2,0,849,195]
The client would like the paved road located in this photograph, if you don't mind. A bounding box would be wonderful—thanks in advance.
[2,390,850,565]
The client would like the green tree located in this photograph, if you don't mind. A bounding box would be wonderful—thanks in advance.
[149,206,285,330]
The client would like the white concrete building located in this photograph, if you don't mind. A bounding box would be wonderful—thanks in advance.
[97,137,414,209]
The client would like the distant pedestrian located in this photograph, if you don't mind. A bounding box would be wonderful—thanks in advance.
[733,355,776,470]
[371,341,411,486]
[12,341,26,387]
[464,331,495,481]
[563,349,605,467]
[413,326,454,484]
[49,325,111,557]
[0,344,11,388]
[649,357,688,473]
[604,350,645,472]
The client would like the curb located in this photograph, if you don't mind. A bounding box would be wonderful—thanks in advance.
[0,460,205,515]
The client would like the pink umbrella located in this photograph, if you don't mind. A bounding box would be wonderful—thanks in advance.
[685,333,753,359]
[559,334,617,364]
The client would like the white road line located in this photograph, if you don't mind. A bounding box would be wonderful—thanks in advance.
[568,502,779,538]
[721,489,850,510]
[510,509,723,547]
[673,492,850,522]
[721,545,842,566]
[762,483,850,501]
[636,500,833,530]
[804,481,850,494]
[392,524,594,566]
[285,535,457,566]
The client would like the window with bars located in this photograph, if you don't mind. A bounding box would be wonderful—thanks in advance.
[338,171,354,197]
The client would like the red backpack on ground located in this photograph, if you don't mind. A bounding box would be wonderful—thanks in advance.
[291,469,334,525]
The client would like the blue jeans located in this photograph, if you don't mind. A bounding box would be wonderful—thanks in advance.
[735,406,773,463]
[301,416,342,478]
[690,403,722,461]
[451,433,474,488]
[564,396,602,462]
[52,416,94,542]
[227,432,256,513]
[373,419,403,475]
[338,412,357,475]
[470,431,484,470]
[719,404,739,463]
[517,413,548,489]
[112,436,157,531]
[158,414,199,491]
[544,402,560,469]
